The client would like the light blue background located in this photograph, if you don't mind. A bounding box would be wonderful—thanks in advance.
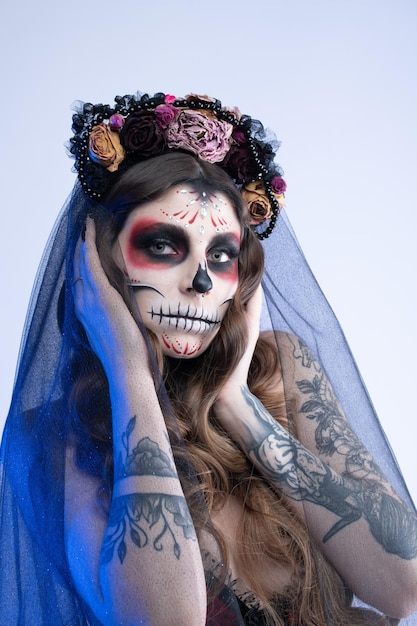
[1,0,416,502]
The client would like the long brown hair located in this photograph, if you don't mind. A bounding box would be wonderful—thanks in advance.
[67,153,387,626]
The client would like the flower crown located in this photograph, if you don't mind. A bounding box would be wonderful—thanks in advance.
[69,92,286,239]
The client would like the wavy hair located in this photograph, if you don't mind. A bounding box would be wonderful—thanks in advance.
[66,154,387,626]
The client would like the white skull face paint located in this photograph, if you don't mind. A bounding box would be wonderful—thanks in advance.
[159,188,230,237]
[116,186,242,358]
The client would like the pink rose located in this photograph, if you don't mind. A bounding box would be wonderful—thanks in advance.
[224,105,242,121]
[154,104,179,129]
[270,176,287,195]
[164,94,176,104]
[166,110,233,163]
[88,123,125,172]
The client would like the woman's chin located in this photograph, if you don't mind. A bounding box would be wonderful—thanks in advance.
[156,331,215,359]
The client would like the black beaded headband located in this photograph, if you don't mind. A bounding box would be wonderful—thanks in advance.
[69,92,286,239]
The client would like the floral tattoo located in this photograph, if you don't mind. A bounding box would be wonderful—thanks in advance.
[238,340,417,559]
[101,417,195,565]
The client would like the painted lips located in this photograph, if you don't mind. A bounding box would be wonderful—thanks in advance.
[148,305,221,334]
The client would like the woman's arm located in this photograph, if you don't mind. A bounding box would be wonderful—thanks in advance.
[214,288,417,618]
[65,219,206,626]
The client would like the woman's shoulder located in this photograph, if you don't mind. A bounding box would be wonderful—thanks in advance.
[258,330,319,385]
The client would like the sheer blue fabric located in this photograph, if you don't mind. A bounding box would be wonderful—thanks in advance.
[262,213,413,506]
[0,180,416,624]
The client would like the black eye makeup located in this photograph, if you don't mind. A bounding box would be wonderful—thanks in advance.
[128,223,189,265]
[125,220,241,272]
[206,234,241,272]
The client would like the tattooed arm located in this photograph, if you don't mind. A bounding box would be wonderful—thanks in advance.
[214,292,417,618]
[65,219,206,625]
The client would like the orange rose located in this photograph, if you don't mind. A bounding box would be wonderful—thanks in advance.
[273,193,285,209]
[185,93,218,119]
[241,181,273,223]
[185,93,217,104]
[89,123,125,172]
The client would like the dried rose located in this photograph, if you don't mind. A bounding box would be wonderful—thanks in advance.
[222,144,255,183]
[185,93,217,104]
[270,175,287,195]
[166,110,233,163]
[183,94,219,119]
[242,181,273,223]
[273,193,285,209]
[222,128,259,185]
[88,123,125,172]
[154,103,179,129]
[120,112,166,157]
[222,130,258,183]
[232,130,246,144]
[224,105,242,121]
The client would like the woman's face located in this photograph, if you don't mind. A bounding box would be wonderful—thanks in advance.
[116,185,242,357]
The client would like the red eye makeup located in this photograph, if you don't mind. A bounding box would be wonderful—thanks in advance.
[126,220,188,269]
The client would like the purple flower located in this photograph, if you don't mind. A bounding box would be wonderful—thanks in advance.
[221,128,259,183]
[270,175,287,195]
[222,143,257,184]
[232,130,246,144]
[166,110,233,163]
[154,103,179,129]
[120,112,166,157]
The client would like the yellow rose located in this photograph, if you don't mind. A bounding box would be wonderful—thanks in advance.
[184,93,218,119]
[89,123,125,172]
[273,193,285,209]
[241,181,273,223]
[185,93,217,104]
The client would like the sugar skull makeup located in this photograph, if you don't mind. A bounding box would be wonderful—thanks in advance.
[116,186,241,358]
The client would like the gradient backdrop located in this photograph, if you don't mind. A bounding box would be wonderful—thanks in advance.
[1,0,416,501]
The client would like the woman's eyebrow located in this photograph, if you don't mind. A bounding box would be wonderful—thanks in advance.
[131,221,190,245]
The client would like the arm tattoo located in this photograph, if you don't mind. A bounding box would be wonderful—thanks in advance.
[297,372,385,482]
[101,416,195,566]
[290,337,384,482]
[241,386,417,559]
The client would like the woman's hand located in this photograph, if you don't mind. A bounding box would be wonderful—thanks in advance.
[73,217,147,379]
[221,284,263,394]
[214,285,263,435]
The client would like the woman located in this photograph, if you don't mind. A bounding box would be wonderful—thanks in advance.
[1,91,416,625]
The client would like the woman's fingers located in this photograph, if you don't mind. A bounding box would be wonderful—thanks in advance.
[78,218,104,290]
[246,284,263,321]
[71,217,147,373]
[245,284,262,347]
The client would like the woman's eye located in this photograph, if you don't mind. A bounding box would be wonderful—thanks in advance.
[209,250,230,263]
[149,241,176,255]
[208,247,239,264]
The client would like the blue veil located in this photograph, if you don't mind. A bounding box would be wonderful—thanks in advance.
[1,97,416,625]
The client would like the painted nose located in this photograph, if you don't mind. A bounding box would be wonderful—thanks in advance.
[192,263,213,294]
